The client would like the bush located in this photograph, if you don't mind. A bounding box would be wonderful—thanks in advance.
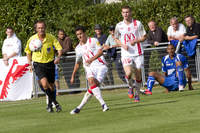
[0,0,199,57]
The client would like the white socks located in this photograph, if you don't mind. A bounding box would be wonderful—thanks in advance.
[77,91,92,109]
[92,86,106,106]
[179,85,184,91]
[77,85,106,110]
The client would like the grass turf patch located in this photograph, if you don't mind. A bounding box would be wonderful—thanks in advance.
[0,83,200,133]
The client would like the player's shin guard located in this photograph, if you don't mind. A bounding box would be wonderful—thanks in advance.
[177,66,184,85]
[51,89,59,105]
[91,85,106,106]
[147,76,155,92]
[125,76,134,88]
[45,88,53,107]
[135,80,142,96]
[77,91,92,110]
[177,65,184,91]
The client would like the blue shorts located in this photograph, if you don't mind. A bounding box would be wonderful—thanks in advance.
[161,76,187,91]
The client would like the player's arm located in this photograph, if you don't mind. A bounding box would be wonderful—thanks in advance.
[86,47,103,65]
[25,39,33,72]
[54,50,62,64]
[113,24,128,50]
[71,50,82,84]
[131,35,147,46]
[53,37,63,64]
[131,23,147,46]
[162,58,168,77]
[70,61,81,84]
[115,38,128,50]
[184,67,193,90]
[27,53,33,72]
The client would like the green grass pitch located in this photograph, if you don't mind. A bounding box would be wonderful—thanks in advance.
[0,83,200,133]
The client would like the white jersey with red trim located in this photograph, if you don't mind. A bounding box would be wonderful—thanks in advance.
[115,19,146,57]
[75,37,106,68]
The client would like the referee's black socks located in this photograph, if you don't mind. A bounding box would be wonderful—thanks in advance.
[51,89,59,105]
[45,88,53,106]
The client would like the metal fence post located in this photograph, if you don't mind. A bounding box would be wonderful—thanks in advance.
[33,72,39,98]
[196,43,200,81]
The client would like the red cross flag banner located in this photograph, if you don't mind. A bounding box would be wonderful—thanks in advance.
[0,57,33,101]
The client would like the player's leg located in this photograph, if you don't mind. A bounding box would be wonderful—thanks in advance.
[133,55,144,102]
[70,88,93,114]
[176,61,185,91]
[34,62,55,112]
[122,57,135,98]
[49,83,62,112]
[145,72,165,95]
[124,65,135,99]
[134,68,142,102]
[40,77,54,112]
[71,67,102,114]
[46,62,62,112]
[91,66,109,111]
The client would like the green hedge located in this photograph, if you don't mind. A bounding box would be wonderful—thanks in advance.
[0,0,199,57]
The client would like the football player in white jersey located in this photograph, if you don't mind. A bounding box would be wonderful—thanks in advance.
[115,5,147,102]
[70,26,109,114]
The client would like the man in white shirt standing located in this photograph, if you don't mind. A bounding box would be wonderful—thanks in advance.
[115,6,146,102]
[2,27,21,66]
[167,17,186,42]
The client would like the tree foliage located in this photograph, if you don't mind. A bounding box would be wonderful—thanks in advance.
[0,0,199,57]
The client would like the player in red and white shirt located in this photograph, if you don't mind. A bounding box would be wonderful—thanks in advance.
[70,26,109,114]
[115,6,146,102]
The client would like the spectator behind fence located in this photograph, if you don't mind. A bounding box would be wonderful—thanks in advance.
[167,17,186,47]
[94,24,107,46]
[2,27,21,66]
[25,20,62,113]
[147,20,168,46]
[184,15,200,40]
[145,20,168,75]
[94,24,111,85]
[182,15,200,78]
[144,44,193,95]
[57,29,80,92]
[104,25,126,84]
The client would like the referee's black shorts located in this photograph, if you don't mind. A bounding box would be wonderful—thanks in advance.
[33,61,55,83]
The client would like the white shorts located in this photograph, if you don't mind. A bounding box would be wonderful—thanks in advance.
[85,65,108,83]
[121,55,144,69]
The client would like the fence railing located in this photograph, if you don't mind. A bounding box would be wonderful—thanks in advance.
[33,40,200,97]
